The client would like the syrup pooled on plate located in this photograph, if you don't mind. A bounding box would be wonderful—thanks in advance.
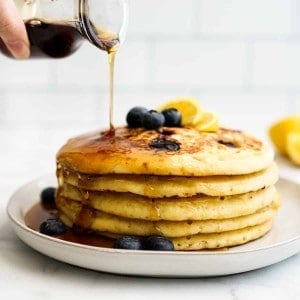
[25,202,114,248]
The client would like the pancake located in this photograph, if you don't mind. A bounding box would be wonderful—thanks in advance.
[97,220,274,250]
[57,184,277,221]
[58,162,278,198]
[170,220,274,250]
[56,196,280,237]
[56,126,274,176]
[55,124,279,251]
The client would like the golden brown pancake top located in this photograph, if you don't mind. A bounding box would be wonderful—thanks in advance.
[56,126,273,176]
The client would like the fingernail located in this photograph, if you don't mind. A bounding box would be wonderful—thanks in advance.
[6,40,30,59]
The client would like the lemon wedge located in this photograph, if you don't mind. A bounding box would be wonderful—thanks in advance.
[286,131,300,165]
[196,111,219,132]
[157,97,203,126]
[269,115,300,154]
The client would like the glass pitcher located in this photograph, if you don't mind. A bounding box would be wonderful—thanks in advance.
[0,0,128,58]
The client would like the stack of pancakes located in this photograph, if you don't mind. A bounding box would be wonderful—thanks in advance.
[55,126,280,250]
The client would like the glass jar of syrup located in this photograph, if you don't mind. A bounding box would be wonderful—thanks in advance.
[0,0,128,58]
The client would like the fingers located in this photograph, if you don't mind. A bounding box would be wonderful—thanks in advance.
[0,0,29,58]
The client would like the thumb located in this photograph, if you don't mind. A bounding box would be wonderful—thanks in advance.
[0,0,29,59]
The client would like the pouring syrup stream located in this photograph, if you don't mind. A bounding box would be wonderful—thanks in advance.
[108,51,116,132]
[79,2,120,133]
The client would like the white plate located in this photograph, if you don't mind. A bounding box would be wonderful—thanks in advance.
[6,175,300,277]
[276,154,300,185]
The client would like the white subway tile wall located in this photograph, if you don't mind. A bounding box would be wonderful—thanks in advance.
[153,40,246,87]
[0,0,298,115]
[0,0,299,189]
[200,0,292,34]
[253,42,300,87]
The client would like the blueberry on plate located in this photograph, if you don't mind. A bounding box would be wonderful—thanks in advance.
[114,236,142,250]
[40,187,56,206]
[143,110,165,130]
[39,218,67,235]
[143,235,174,251]
[126,106,148,128]
[162,108,182,127]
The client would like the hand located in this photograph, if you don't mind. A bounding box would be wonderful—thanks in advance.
[0,0,29,58]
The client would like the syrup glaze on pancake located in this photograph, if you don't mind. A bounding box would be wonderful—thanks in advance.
[56,196,280,237]
[57,126,274,176]
[57,184,277,221]
[58,162,278,197]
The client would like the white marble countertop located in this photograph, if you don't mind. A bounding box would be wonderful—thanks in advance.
[1,115,300,300]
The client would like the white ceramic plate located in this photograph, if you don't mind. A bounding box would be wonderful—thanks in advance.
[6,175,300,277]
[276,154,300,185]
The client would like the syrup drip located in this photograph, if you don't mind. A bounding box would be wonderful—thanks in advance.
[74,206,95,230]
[108,51,116,132]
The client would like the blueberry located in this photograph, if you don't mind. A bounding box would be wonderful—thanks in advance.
[143,235,174,251]
[40,187,56,206]
[126,106,148,128]
[149,137,181,151]
[39,218,67,235]
[162,108,182,127]
[143,110,165,130]
[114,236,142,250]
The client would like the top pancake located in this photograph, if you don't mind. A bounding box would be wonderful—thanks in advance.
[57,126,274,176]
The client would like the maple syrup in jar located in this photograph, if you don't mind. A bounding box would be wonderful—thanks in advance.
[0,19,84,58]
[0,0,128,58]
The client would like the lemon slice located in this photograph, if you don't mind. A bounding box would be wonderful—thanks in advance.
[286,131,300,165]
[157,97,203,126]
[195,111,219,132]
[269,115,300,154]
